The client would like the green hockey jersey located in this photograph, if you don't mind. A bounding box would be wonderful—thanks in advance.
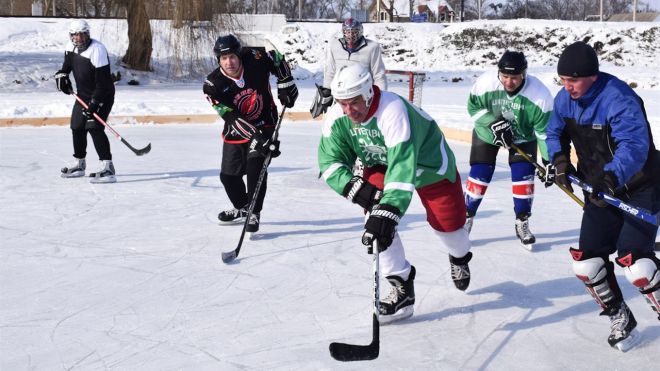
[467,72,553,160]
[318,91,457,214]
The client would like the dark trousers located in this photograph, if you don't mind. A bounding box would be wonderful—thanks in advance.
[580,180,660,259]
[70,100,114,161]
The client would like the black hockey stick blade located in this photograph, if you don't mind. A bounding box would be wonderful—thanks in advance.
[329,313,380,361]
[121,138,151,156]
[221,249,238,263]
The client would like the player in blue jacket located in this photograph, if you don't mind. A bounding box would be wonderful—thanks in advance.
[544,41,660,351]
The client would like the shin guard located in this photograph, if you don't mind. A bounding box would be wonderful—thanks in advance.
[617,253,660,320]
[570,248,623,310]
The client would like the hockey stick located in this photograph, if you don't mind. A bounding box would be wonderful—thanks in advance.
[221,107,287,264]
[511,144,585,208]
[73,94,151,156]
[329,241,380,361]
[567,174,659,226]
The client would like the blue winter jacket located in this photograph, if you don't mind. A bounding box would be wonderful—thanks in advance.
[546,72,658,190]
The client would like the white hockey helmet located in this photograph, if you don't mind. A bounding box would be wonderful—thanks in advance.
[331,64,374,107]
[69,19,90,35]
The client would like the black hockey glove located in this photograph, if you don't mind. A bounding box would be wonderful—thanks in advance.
[249,130,280,158]
[362,204,401,253]
[490,117,513,149]
[310,84,333,118]
[589,171,617,208]
[54,71,73,95]
[343,176,383,211]
[277,77,298,108]
[552,153,574,193]
[536,159,555,188]
[82,100,101,121]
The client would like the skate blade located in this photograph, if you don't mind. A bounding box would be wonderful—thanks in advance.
[217,218,246,225]
[378,306,414,325]
[248,231,260,240]
[61,172,85,178]
[519,241,534,251]
[613,329,640,352]
[90,176,116,184]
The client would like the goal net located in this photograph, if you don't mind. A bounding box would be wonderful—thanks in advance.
[385,70,426,107]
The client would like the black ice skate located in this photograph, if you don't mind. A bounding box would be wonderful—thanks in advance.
[515,213,535,251]
[61,158,86,178]
[449,252,472,291]
[378,266,415,324]
[603,301,640,352]
[89,160,116,183]
[246,212,260,238]
[218,207,247,224]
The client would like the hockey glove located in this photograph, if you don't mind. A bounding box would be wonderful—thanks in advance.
[490,117,513,149]
[310,84,333,118]
[277,77,298,108]
[362,204,400,253]
[343,176,383,211]
[249,130,280,158]
[536,159,555,188]
[54,71,73,95]
[589,171,617,208]
[552,153,574,193]
[82,100,101,121]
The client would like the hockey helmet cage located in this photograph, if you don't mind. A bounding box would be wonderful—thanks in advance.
[342,18,363,47]
[69,20,91,49]
[498,51,527,75]
[331,64,374,106]
[214,35,242,58]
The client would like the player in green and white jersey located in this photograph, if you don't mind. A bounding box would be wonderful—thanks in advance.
[464,51,553,251]
[318,64,473,324]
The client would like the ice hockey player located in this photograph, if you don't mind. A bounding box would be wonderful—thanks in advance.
[55,19,117,183]
[544,41,660,351]
[203,34,298,235]
[310,18,387,119]
[464,50,553,250]
[318,64,473,324]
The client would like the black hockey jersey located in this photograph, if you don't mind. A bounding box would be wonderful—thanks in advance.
[203,47,281,143]
[60,39,115,103]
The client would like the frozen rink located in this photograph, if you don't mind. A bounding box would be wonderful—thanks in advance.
[1,121,659,370]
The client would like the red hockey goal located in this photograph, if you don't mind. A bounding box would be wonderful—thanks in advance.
[385,70,426,107]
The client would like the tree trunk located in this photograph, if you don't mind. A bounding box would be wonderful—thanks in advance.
[122,0,152,71]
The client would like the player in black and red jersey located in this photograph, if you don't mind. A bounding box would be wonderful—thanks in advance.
[203,34,298,234]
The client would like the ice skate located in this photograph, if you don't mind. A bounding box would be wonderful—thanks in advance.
[246,212,260,239]
[218,207,247,224]
[515,214,535,251]
[449,252,472,291]
[89,160,116,183]
[60,158,86,178]
[603,301,640,352]
[378,266,415,324]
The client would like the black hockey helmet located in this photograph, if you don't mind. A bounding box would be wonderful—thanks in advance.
[342,18,363,47]
[498,51,527,75]
[213,35,241,58]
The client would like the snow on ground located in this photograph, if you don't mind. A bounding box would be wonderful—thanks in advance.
[1,16,660,370]
[1,122,659,370]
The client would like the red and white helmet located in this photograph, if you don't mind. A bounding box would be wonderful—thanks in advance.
[342,18,363,48]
